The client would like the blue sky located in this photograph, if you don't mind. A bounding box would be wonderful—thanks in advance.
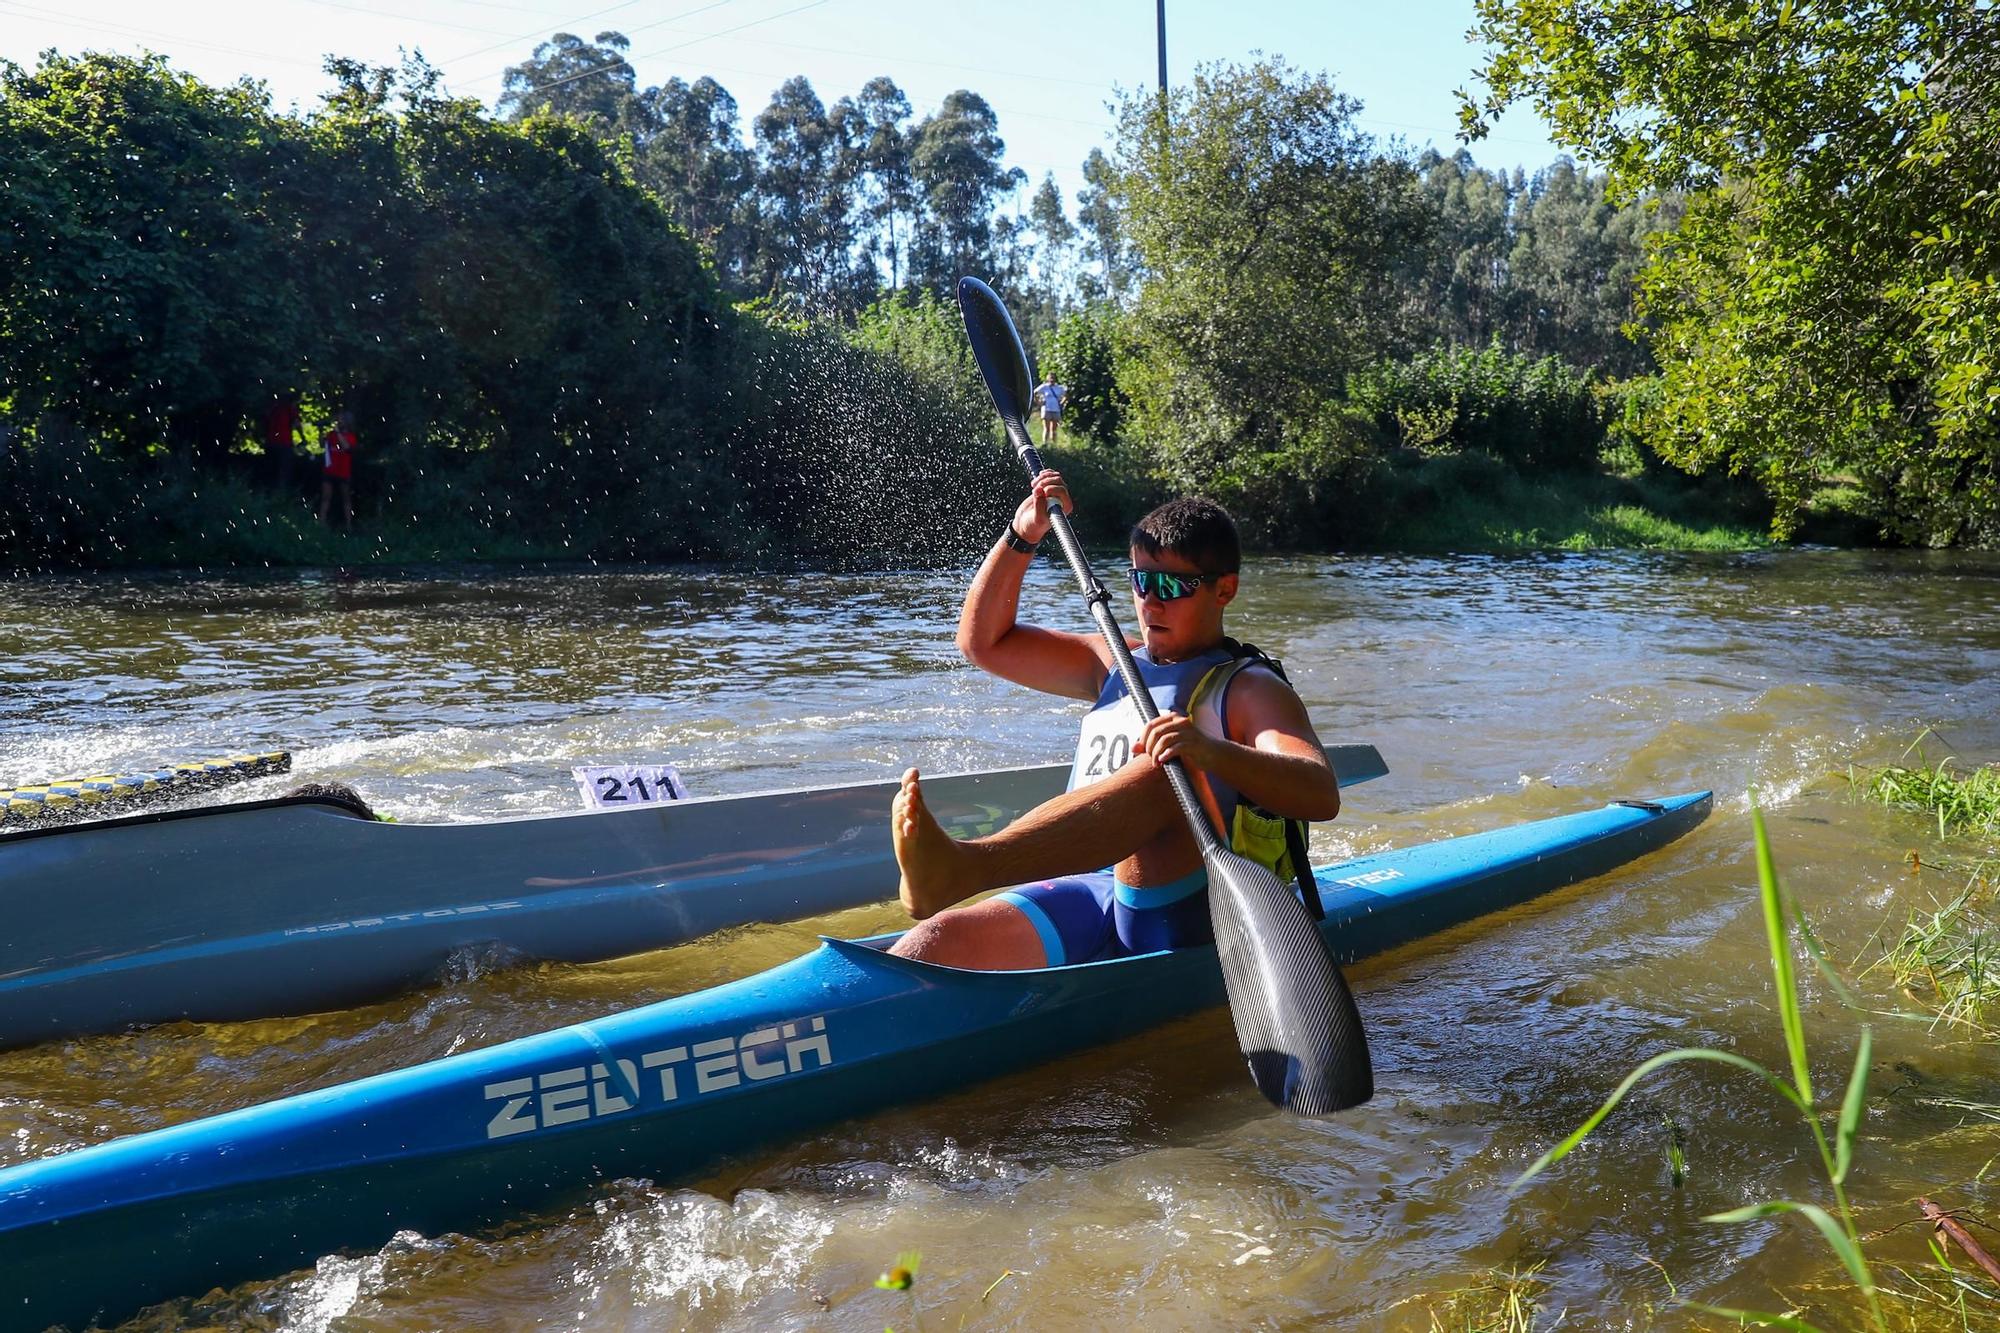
[1,0,1569,216]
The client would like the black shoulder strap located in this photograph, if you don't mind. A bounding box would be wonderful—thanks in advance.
[1220,636,1287,682]
[1217,638,1323,919]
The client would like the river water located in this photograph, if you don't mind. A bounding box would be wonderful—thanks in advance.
[2,551,1997,1329]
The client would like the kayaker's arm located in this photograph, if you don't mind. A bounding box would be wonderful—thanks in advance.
[1136,671,1340,822]
[956,469,1110,703]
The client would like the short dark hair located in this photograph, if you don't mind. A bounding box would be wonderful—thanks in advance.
[1130,497,1241,574]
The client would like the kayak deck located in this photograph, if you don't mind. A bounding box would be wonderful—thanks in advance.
[0,762,1074,1048]
[0,789,1710,1332]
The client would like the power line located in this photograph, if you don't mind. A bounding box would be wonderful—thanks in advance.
[449,0,742,87]
[0,0,322,72]
[468,0,831,99]
[441,0,678,68]
[294,0,518,38]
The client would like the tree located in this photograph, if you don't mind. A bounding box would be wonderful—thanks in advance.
[847,76,915,289]
[1075,147,1128,302]
[495,31,638,128]
[0,51,319,458]
[1110,57,1430,485]
[752,76,865,315]
[1410,149,1515,351]
[634,75,757,288]
[1027,173,1078,292]
[906,91,1025,292]
[1465,0,2000,542]
[1507,159,1665,373]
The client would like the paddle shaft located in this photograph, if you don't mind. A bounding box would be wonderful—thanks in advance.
[1007,439,1222,855]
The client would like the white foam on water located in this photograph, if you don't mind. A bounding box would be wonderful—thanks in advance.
[581,1185,836,1313]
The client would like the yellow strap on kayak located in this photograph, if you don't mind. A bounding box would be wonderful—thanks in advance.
[0,751,292,827]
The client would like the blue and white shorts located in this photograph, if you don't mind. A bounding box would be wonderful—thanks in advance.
[995,867,1212,966]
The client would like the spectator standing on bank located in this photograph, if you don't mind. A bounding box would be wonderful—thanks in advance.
[262,397,305,495]
[319,410,357,528]
[1031,376,1067,444]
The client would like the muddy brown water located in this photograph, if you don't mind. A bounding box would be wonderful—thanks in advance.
[2,551,1997,1329]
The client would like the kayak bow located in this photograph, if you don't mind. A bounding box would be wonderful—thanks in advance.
[0,789,1708,1331]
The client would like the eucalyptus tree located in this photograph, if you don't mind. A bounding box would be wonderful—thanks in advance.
[1507,160,1623,369]
[752,76,866,315]
[1467,0,2000,542]
[635,75,757,290]
[1074,147,1129,303]
[495,31,638,129]
[1027,173,1078,292]
[1411,149,1515,351]
[847,76,916,289]
[906,90,1025,293]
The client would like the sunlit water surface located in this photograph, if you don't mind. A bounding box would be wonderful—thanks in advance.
[2,551,1998,1329]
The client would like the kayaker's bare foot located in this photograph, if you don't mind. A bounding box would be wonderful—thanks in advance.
[893,768,970,919]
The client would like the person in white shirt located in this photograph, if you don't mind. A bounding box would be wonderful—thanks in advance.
[1031,377,1068,443]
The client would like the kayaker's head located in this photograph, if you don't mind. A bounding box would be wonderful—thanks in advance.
[1128,497,1239,663]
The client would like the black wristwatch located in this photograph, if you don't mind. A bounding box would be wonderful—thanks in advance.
[1002,524,1040,555]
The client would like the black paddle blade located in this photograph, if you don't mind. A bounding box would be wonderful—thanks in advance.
[1205,845,1374,1116]
[956,276,1035,450]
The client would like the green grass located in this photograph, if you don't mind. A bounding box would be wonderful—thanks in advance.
[1860,759,2000,840]
[1388,1262,1555,1332]
[1402,473,1771,552]
[1516,801,2000,1328]
[1877,875,2000,1038]
[1516,799,1884,1330]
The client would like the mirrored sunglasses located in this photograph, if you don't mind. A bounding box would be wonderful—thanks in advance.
[1127,568,1209,601]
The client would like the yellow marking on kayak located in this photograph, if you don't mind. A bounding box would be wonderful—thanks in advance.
[0,751,292,826]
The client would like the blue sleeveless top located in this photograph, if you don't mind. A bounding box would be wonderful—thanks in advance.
[1067,645,1242,837]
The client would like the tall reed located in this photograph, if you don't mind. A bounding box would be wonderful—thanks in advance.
[1513,799,1882,1330]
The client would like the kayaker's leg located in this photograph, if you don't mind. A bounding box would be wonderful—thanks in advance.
[889,895,1049,969]
[893,759,1183,919]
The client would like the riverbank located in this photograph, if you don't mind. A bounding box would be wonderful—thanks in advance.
[1,433,1848,573]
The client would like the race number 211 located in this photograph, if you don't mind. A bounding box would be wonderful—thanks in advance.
[572,765,688,810]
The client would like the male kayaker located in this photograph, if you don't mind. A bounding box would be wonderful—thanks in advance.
[889,472,1340,970]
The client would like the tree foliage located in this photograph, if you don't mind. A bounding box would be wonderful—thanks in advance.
[1109,57,1431,488]
[0,51,1000,566]
[1465,0,2000,542]
[1347,341,1608,472]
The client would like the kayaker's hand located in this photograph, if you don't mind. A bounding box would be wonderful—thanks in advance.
[1139,711,1221,770]
[1012,470,1071,545]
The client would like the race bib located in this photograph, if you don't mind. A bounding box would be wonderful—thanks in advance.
[573,765,688,810]
[1073,706,1140,788]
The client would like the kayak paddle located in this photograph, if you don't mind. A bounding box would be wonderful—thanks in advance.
[954,275,1373,1116]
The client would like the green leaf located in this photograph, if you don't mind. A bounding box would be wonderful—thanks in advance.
[1703,1201,1874,1295]
[1751,799,1814,1102]
[1833,1027,1871,1183]
[1513,1047,1800,1191]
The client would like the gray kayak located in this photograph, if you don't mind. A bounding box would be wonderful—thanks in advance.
[0,764,1062,1049]
[0,745,1389,1048]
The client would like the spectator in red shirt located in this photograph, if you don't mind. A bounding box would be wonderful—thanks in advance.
[263,397,304,495]
[319,410,358,528]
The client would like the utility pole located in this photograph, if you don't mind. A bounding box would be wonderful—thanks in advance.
[1155,0,1168,93]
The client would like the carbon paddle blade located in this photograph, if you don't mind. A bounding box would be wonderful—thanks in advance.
[1205,845,1374,1116]
[957,276,1035,446]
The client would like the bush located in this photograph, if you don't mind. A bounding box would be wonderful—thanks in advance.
[1041,307,1126,442]
[1347,342,1608,472]
[849,290,987,420]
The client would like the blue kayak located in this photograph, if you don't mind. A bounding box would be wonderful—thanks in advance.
[0,790,1709,1330]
